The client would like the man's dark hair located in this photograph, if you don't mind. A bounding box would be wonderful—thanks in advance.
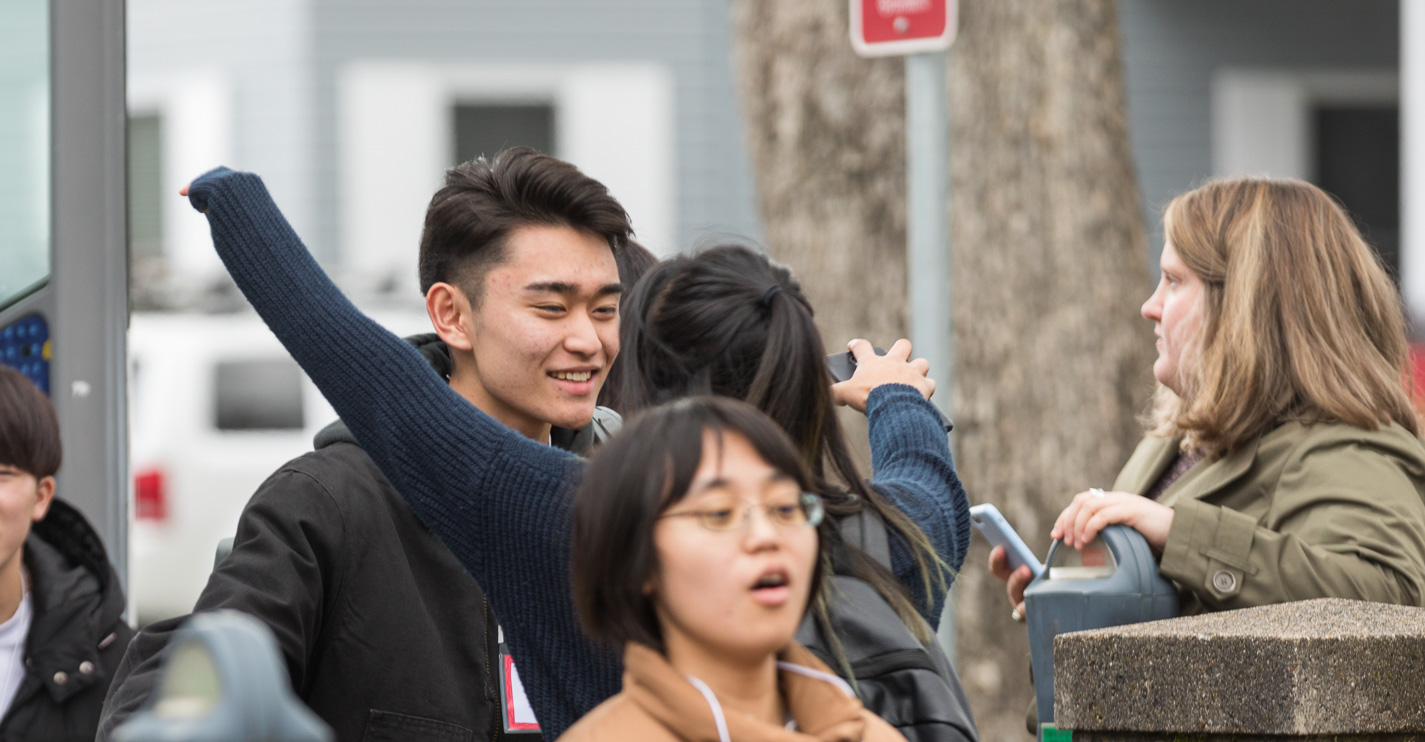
[0,366,62,479]
[571,395,826,652]
[417,147,633,302]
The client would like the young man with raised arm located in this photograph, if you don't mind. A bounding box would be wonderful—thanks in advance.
[97,147,631,742]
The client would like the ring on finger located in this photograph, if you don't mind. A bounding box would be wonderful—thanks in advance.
[1011,608,1024,623]
[1089,488,1106,498]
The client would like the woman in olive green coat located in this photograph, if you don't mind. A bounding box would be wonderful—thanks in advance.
[994,177,1425,616]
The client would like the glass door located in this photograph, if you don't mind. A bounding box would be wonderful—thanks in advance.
[0,0,129,585]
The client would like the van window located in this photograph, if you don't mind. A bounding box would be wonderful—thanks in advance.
[213,359,305,431]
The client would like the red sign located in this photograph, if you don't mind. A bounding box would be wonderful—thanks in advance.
[851,0,957,57]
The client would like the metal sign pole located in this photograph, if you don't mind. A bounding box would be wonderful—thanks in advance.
[851,0,957,667]
[49,0,130,582]
[905,50,955,665]
[906,52,951,419]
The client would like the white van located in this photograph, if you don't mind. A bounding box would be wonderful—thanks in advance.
[127,309,429,623]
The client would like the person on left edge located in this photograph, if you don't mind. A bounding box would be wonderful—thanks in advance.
[0,365,132,741]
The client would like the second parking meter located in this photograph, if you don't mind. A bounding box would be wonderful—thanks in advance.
[1023,525,1178,730]
[113,611,332,742]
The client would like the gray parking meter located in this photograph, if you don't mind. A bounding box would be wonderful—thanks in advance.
[1023,525,1178,730]
[113,611,332,742]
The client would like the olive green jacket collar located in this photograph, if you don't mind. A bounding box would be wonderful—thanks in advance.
[1112,434,1260,507]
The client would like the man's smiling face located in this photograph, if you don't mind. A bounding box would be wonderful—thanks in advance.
[457,224,622,439]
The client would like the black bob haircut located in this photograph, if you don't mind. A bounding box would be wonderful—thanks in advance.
[0,366,61,479]
[571,396,827,653]
[416,146,633,302]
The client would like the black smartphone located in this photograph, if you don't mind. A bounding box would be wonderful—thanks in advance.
[825,348,954,433]
[825,347,887,383]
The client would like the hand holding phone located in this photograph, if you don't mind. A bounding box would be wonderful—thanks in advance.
[826,343,953,432]
[826,347,887,384]
[970,504,1044,578]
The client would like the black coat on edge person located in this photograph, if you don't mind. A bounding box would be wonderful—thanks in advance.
[0,499,132,742]
[96,335,619,742]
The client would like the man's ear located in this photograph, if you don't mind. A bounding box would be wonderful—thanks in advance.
[425,282,476,352]
[31,476,54,523]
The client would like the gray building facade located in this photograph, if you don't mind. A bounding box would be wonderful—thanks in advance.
[127,0,763,298]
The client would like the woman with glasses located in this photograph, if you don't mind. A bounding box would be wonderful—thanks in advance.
[564,396,903,741]
[175,165,961,738]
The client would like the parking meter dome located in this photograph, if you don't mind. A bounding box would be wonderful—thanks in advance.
[113,611,332,742]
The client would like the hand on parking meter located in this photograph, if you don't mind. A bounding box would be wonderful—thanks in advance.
[989,545,1033,619]
[831,338,934,413]
[1050,490,1174,554]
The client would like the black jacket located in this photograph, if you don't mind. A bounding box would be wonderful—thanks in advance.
[98,335,619,742]
[0,499,132,742]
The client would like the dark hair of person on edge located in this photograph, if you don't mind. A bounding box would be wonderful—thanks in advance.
[564,396,904,741]
[616,243,951,641]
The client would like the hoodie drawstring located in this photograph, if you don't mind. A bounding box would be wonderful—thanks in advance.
[776,661,856,698]
[684,675,731,742]
[683,661,854,742]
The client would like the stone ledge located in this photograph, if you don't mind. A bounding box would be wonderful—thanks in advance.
[1054,598,1425,736]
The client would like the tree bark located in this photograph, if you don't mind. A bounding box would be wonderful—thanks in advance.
[948,3,1155,736]
[730,0,911,461]
[731,2,1155,739]
[729,0,909,379]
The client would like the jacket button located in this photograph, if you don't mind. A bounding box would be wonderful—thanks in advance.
[52,671,68,686]
[1212,569,1237,593]
[78,661,95,676]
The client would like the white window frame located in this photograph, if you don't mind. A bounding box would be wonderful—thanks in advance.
[127,72,234,287]
[1403,2,1425,321]
[1211,69,1399,181]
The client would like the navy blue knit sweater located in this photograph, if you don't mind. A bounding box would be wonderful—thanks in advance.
[186,168,971,738]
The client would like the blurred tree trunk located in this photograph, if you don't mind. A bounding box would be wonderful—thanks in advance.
[729,1,910,459]
[731,1,1155,739]
[947,2,1156,737]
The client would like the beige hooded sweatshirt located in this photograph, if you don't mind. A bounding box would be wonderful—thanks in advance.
[558,642,905,742]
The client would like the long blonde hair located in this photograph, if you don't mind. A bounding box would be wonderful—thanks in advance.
[1148,177,1420,456]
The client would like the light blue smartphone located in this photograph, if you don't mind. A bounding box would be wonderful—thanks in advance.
[970,503,1045,578]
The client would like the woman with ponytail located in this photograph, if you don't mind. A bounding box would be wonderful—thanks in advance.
[617,244,966,635]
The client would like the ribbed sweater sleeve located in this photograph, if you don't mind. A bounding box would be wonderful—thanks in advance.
[186,168,618,736]
[865,385,971,626]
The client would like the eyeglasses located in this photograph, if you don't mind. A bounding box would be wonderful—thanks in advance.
[658,492,825,533]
